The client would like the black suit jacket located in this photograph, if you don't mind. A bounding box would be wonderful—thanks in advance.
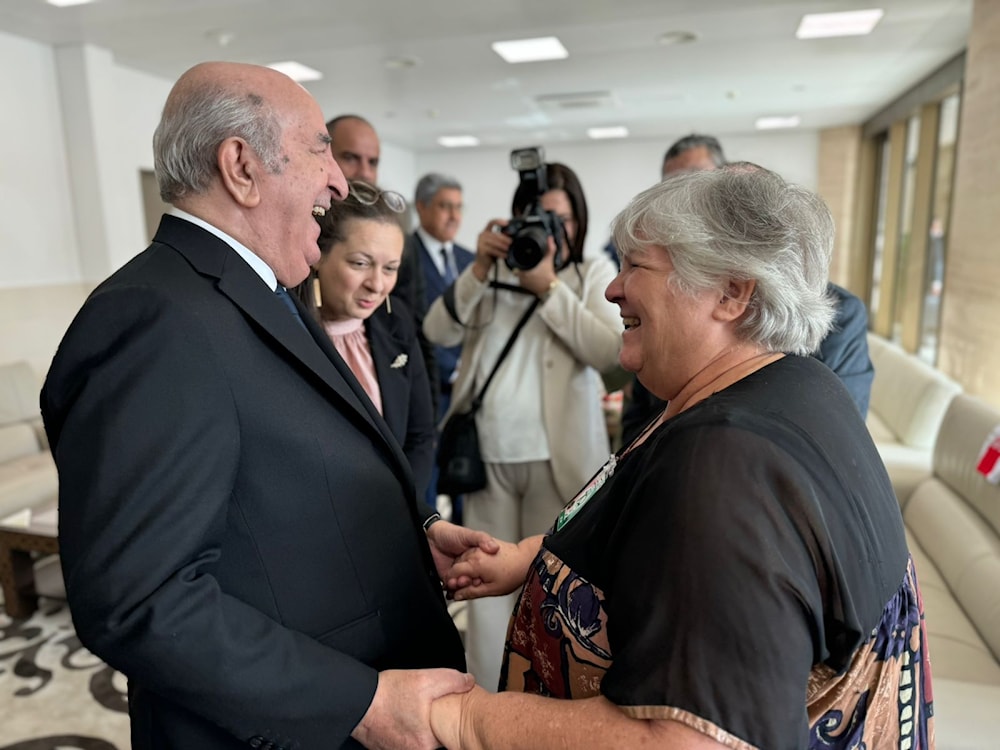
[365,301,435,497]
[41,215,463,750]
[408,232,475,391]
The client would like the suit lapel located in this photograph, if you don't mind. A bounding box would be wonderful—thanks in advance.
[366,313,408,445]
[415,233,447,301]
[155,216,416,490]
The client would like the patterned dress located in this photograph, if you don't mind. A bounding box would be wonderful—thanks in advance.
[499,356,935,750]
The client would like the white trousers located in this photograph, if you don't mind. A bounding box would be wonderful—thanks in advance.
[463,460,568,690]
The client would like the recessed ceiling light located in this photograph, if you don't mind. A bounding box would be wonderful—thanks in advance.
[492,37,568,64]
[205,28,236,47]
[266,61,323,83]
[438,135,480,148]
[46,0,95,6]
[587,126,629,140]
[657,31,699,46]
[384,56,420,70]
[756,115,801,130]
[796,9,884,39]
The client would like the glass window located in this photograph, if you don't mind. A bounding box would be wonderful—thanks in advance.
[890,115,922,343]
[915,93,960,364]
[869,136,891,321]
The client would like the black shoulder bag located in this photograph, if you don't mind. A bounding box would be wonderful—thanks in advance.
[436,298,541,496]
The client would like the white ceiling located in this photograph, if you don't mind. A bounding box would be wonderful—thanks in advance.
[0,0,972,152]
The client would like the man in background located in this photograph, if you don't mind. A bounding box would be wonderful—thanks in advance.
[43,62,495,750]
[327,114,381,185]
[620,133,874,443]
[408,173,476,520]
[327,113,439,416]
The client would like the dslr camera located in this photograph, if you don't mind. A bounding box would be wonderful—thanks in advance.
[503,146,567,272]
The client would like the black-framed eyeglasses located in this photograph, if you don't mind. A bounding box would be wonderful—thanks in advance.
[349,181,407,214]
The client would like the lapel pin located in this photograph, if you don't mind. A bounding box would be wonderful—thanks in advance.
[390,354,408,369]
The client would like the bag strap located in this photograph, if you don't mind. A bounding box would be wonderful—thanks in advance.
[469,298,541,412]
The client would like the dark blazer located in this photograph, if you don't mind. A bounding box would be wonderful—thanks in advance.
[408,232,475,390]
[41,215,464,750]
[365,300,435,497]
[391,241,439,414]
[814,283,874,418]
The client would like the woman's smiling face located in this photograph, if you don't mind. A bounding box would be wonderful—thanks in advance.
[315,217,403,322]
[605,244,722,401]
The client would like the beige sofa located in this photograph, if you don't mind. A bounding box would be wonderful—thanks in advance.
[866,334,962,487]
[900,393,1000,748]
[0,360,57,519]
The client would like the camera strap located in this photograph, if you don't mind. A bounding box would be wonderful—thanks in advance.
[488,280,535,295]
[442,261,534,327]
[469,298,540,412]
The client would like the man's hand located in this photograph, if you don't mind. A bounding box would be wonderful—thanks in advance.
[351,668,475,750]
[445,535,542,600]
[426,520,500,583]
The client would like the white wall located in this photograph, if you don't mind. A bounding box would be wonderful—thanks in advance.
[412,132,820,259]
[0,26,819,373]
[0,30,79,288]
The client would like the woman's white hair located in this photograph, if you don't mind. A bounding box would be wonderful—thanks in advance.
[611,162,837,355]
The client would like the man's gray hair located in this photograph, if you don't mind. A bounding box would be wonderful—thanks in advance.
[663,133,726,168]
[414,173,462,206]
[611,163,836,355]
[153,84,284,203]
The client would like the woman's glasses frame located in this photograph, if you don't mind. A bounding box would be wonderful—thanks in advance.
[348,181,407,214]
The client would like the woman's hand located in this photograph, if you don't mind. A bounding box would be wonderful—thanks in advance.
[514,236,560,296]
[444,535,543,600]
[430,685,488,750]
[472,219,511,282]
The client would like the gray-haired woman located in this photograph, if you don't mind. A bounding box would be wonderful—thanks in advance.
[432,164,934,750]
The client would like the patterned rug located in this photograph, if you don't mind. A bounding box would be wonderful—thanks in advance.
[0,595,130,749]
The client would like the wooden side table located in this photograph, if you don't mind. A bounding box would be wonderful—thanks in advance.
[0,502,59,619]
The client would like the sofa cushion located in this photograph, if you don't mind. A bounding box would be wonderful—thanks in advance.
[0,422,40,464]
[867,335,961,448]
[0,451,58,519]
[906,525,1000,685]
[903,394,1000,675]
[931,678,1000,750]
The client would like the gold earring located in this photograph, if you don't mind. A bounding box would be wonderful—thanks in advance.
[385,295,392,315]
[312,276,322,308]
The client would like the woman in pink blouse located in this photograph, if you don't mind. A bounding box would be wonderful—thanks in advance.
[298,180,436,497]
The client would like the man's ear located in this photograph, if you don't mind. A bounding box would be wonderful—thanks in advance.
[714,278,757,322]
[217,137,262,208]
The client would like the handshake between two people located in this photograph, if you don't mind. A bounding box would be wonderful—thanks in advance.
[351,523,542,750]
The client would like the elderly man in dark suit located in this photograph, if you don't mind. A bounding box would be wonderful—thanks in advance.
[41,61,495,750]
[407,173,476,418]
[403,173,475,519]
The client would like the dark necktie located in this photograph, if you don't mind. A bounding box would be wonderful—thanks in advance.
[441,246,456,284]
[275,285,308,331]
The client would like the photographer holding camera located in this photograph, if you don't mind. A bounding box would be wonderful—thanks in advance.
[423,150,622,689]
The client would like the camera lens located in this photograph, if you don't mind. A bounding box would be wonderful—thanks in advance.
[507,226,548,270]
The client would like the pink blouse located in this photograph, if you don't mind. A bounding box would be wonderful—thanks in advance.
[322,317,382,415]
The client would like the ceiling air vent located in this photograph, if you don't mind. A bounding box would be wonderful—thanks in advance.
[534,91,618,110]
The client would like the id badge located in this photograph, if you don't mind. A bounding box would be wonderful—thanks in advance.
[555,453,617,531]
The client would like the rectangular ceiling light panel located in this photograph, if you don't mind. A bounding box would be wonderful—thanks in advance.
[266,61,323,82]
[492,37,569,63]
[796,9,885,39]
